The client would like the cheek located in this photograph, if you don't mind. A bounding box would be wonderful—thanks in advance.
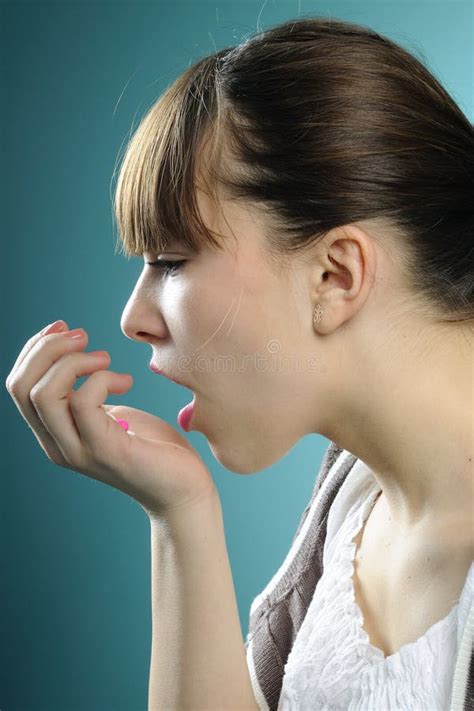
[179,262,280,354]
[174,280,238,348]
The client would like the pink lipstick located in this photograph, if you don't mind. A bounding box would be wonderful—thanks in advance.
[149,362,196,431]
[149,362,191,388]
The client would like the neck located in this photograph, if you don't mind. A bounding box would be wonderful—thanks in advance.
[325,319,473,537]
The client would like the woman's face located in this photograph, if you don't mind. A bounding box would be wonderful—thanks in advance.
[120,189,329,473]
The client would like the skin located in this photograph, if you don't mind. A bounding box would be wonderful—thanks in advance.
[120,186,473,547]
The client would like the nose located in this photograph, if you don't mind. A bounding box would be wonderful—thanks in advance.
[120,307,139,342]
[120,298,168,344]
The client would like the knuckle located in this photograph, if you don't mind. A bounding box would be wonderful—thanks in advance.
[6,377,21,397]
[68,390,87,410]
[37,333,52,347]
[30,385,45,404]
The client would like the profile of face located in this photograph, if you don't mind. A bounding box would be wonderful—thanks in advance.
[120,184,395,475]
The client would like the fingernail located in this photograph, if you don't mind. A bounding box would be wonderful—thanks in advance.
[65,328,84,339]
[42,320,66,335]
[115,419,129,431]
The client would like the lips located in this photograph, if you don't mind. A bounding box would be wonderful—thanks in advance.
[149,361,192,389]
[149,362,165,375]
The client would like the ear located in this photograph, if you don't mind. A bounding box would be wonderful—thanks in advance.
[311,225,377,333]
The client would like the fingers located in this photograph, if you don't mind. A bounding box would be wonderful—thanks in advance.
[67,370,134,453]
[31,350,129,467]
[8,327,90,398]
[4,321,84,465]
[6,322,87,465]
[5,320,69,383]
[6,321,134,474]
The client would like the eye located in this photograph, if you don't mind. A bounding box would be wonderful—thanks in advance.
[146,259,186,276]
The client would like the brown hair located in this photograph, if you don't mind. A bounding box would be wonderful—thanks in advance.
[113,16,474,322]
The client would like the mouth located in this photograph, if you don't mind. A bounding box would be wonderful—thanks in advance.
[150,361,197,432]
[149,361,193,390]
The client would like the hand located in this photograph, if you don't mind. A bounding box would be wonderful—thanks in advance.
[5,320,218,519]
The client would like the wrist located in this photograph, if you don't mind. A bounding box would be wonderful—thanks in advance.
[149,490,223,541]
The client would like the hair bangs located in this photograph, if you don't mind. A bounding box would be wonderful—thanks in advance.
[112,55,230,260]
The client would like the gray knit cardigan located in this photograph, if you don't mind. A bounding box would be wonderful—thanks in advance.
[244,440,474,711]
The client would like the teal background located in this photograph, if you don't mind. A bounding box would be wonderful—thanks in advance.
[1,1,472,709]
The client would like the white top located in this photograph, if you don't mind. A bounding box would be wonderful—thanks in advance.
[277,457,474,710]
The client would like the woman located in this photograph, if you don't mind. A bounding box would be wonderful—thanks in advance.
[6,16,473,711]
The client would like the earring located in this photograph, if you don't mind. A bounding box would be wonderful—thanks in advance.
[313,303,323,325]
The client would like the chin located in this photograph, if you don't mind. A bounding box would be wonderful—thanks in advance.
[205,440,253,474]
[207,440,284,475]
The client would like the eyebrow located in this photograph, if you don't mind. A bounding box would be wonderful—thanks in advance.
[143,240,180,254]
[142,238,202,260]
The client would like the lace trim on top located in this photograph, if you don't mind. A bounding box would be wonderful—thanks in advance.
[278,481,473,710]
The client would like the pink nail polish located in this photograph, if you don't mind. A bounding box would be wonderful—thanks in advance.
[115,419,129,431]
[42,320,65,335]
[65,329,84,339]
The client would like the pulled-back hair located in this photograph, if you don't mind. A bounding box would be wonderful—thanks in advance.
[113,16,474,322]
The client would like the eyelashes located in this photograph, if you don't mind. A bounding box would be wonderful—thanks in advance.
[146,259,186,276]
